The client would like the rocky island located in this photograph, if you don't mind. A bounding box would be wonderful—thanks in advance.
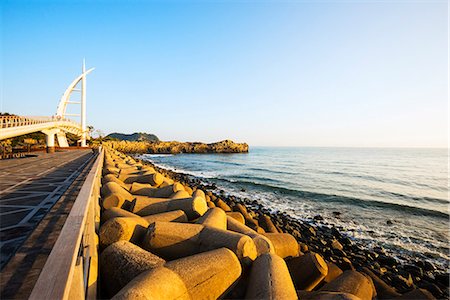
[105,139,249,154]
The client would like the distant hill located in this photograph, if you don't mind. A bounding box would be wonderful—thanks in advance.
[106,132,159,142]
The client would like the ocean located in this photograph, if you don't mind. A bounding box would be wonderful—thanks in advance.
[137,147,449,270]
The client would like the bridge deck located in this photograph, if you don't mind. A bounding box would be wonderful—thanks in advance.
[0,150,95,299]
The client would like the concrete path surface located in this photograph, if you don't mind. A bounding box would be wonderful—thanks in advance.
[0,150,95,299]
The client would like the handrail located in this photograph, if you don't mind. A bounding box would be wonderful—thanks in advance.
[0,116,81,129]
[29,146,103,300]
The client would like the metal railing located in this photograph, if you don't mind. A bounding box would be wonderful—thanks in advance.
[29,146,103,300]
[0,115,81,129]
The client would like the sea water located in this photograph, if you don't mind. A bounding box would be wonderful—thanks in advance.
[138,147,449,270]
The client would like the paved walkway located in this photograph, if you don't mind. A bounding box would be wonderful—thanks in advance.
[0,150,95,299]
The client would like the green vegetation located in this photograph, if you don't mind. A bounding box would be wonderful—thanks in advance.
[105,132,159,142]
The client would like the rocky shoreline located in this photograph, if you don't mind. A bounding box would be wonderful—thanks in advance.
[106,140,249,154]
[141,158,450,299]
[99,147,449,299]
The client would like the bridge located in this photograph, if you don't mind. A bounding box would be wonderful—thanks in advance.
[0,61,94,153]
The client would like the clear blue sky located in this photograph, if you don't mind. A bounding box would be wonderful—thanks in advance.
[1,0,448,147]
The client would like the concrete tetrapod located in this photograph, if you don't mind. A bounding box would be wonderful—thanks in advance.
[165,248,242,299]
[324,262,344,284]
[183,185,193,195]
[101,182,136,210]
[227,216,275,256]
[296,291,361,300]
[286,252,329,291]
[129,182,154,195]
[131,196,207,219]
[141,221,257,263]
[112,248,242,300]
[196,207,227,229]
[226,212,245,224]
[398,288,436,300]
[130,182,184,198]
[200,226,257,264]
[115,163,138,170]
[192,189,205,199]
[99,217,149,248]
[258,214,279,233]
[234,203,260,231]
[117,168,143,178]
[102,174,131,190]
[361,267,400,299]
[141,222,204,259]
[215,199,232,212]
[103,167,120,177]
[117,170,147,183]
[140,166,156,173]
[245,253,298,300]
[101,208,188,224]
[101,207,145,224]
[100,240,166,297]
[170,190,191,199]
[263,233,300,258]
[159,177,175,188]
[122,172,164,186]
[112,266,189,300]
[319,270,375,300]
[143,210,188,224]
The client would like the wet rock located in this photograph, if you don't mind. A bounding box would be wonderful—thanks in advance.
[308,227,317,237]
[378,255,398,267]
[435,273,450,287]
[340,237,353,247]
[336,257,354,271]
[391,274,414,292]
[423,261,437,272]
[403,264,424,277]
[314,215,324,221]
[331,227,342,239]
[331,239,344,251]
[373,246,386,255]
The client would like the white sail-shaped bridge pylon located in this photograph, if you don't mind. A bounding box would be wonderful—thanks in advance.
[0,62,94,152]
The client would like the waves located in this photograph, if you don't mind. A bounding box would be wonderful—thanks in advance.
[213,177,450,219]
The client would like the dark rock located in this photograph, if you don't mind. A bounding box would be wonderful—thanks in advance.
[403,264,424,277]
[331,227,342,239]
[391,274,414,292]
[308,226,316,237]
[331,239,344,251]
[435,273,450,288]
[332,249,347,258]
[423,261,437,272]
[336,257,354,271]
[378,255,398,267]
[313,215,324,221]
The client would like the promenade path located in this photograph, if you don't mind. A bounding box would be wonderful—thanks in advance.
[0,149,95,299]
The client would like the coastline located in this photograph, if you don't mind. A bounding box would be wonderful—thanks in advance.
[134,154,450,299]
